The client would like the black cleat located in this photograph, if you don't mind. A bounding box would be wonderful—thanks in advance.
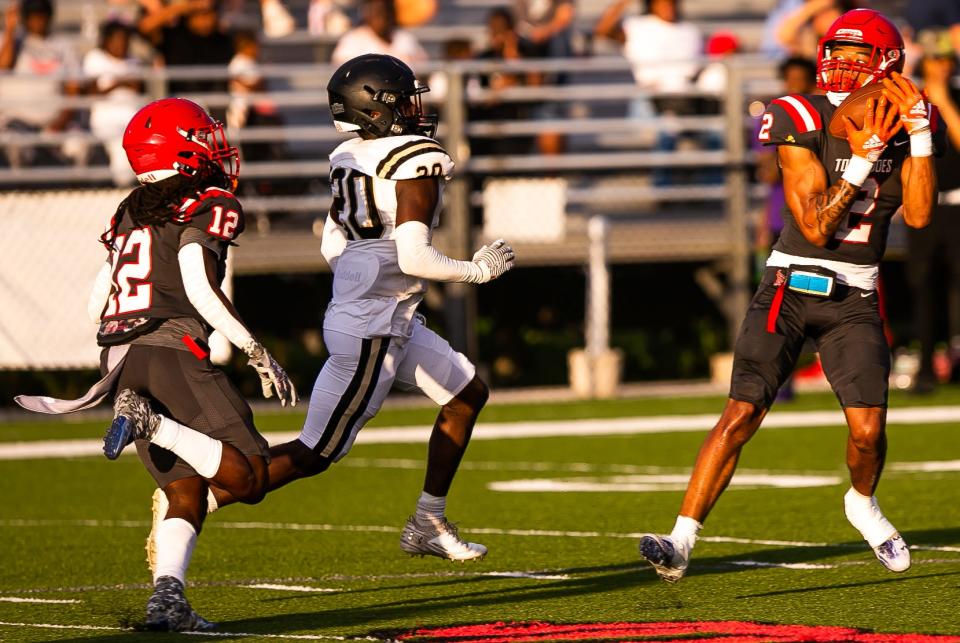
[145,576,215,632]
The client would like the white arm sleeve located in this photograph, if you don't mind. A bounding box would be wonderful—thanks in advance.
[321,215,348,271]
[87,261,113,323]
[177,243,255,350]
[393,221,484,284]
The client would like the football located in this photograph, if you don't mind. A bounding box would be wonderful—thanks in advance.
[827,83,887,139]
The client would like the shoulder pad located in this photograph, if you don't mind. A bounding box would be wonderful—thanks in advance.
[759,94,824,147]
[330,135,454,181]
[176,187,245,242]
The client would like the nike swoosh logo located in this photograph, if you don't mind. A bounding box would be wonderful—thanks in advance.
[894,139,909,146]
[860,291,874,297]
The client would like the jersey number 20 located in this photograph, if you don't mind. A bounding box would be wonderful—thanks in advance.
[330,167,384,240]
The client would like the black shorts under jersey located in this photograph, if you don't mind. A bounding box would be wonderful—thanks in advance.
[102,344,269,488]
[730,267,890,409]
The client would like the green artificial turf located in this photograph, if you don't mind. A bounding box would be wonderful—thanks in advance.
[1,395,959,641]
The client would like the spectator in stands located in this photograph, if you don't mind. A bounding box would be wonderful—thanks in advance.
[596,0,701,186]
[0,0,82,168]
[228,29,285,169]
[83,19,141,186]
[260,0,295,38]
[428,38,476,103]
[330,0,427,67]
[906,0,960,59]
[906,31,960,393]
[514,0,573,155]
[308,0,350,36]
[138,0,234,97]
[514,0,575,60]
[474,7,541,156]
[594,0,702,118]
[772,0,856,58]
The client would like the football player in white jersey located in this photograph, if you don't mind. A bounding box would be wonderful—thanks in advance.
[145,54,515,563]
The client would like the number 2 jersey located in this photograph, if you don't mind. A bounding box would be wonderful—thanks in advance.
[322,134,454,339]
[97,186,244,347]
[759,92,946,267]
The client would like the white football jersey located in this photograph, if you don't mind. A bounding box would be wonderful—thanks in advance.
[323,134,455,339]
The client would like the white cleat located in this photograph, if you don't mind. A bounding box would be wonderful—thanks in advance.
[146,488,168,577]
[639,534,689,583]
[400,516,487,562]
[872,533,911,573]
[844,489,910,573]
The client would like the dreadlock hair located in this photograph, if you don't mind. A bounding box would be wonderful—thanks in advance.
[99,162,231,250]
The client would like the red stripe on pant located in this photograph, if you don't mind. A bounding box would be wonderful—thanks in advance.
[766,281,787,333]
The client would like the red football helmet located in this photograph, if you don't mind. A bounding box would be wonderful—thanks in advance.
[816,9,904,93]
[122,98,239,184]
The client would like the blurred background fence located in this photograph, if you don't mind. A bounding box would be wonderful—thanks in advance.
[0,0,945,400]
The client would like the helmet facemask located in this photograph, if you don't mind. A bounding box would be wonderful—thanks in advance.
[176,121,240,183]
[398,79,438,138]
[369,78,438,138]
[818,40,902,92]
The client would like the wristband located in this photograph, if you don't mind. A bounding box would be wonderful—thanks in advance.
[910,129,933,157]
[841,154,873,187]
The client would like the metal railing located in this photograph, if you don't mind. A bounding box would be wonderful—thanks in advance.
[0,55,780,345]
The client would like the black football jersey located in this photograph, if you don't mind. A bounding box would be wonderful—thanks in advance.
[99,187,244,331]
[758,93,946,265]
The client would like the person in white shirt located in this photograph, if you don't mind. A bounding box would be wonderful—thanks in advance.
[83,19,142,186]
[330,0,427,67]
[595,0,702,96]
[0,0,82,166]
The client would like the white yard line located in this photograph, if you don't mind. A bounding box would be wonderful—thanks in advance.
[242,584,339,593]
[0,597,81,604]
[729,561,837,570]
[0,622,376,640]
[0,621,119,631]
[1,518,957,557]
[5,404,960,461]
[481,571,571,580]
[181,633,380,641]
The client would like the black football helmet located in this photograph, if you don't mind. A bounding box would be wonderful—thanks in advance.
[327,54,438,138]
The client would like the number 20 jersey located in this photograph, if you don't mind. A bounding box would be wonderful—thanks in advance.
[758,92,945,265]
[323,134,455,339]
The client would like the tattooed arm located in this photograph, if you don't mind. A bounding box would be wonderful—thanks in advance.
[779,145,860,247]
[780,95,903,247]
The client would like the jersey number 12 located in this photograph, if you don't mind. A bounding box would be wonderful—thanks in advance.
[103,228,153,317]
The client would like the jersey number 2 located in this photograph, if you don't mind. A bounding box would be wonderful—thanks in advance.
[834,177,879,244]
[103,228,153,317]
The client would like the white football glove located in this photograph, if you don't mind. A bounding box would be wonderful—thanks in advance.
[241,339,298,407]
[471,238,515,283]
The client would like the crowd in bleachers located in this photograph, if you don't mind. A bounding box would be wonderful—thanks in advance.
[2,0,960,388]
[2,0,957,185]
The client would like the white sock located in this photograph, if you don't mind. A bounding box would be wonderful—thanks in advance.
[206,488,219,515]
[153,518,197,585]
[151,416,223,479]
[415,491,446,526]
[670,515,702,552]
[844,487,896,547]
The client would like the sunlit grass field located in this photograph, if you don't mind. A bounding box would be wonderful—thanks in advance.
[1,388,959,641]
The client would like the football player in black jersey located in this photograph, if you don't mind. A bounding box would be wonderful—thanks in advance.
[638,9,942,582]
[87,99,295,629]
